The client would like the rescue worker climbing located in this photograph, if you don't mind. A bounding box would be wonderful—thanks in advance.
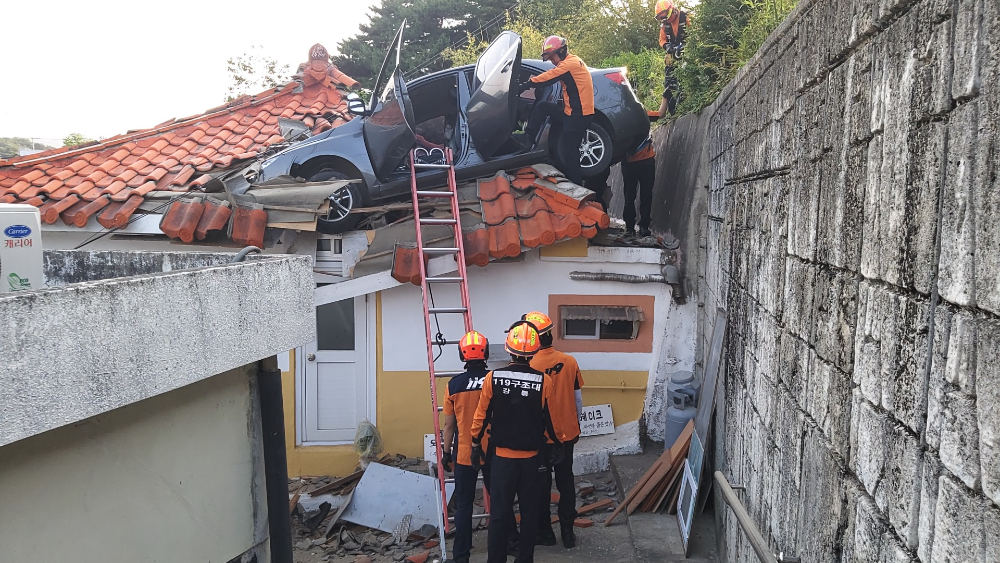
[656,0,689,117]
[523,311,585,549]
[516,36,595,185]
[471,321,557,563]
[442,331,492,563]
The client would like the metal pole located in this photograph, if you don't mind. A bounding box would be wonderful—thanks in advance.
[714,471,777,563]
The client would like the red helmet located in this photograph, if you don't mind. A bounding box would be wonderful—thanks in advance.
[541,35,568,61]
[505,321,541,357]
[655,0,677,21]
[459,330,489,362]
[521,311,553,335]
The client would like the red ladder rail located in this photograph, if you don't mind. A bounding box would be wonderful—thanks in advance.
[408,147,476,542]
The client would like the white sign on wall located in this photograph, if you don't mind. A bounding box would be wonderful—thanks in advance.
[579,404,615,437]
[424,432,445,462]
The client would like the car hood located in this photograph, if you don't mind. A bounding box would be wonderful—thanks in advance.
[254,118,365,184]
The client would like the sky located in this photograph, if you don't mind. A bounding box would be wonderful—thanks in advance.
[0,0,382,145]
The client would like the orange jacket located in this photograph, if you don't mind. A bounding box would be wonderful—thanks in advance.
[528,53,595,117]
[530,348,584,443]
[659,11,689,50]
[443,370,489,467]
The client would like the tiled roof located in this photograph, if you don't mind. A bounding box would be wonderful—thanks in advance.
[390,166,610,284]
[0,44,357,246]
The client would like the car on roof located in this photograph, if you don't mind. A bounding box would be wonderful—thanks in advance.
[250,30,650,234]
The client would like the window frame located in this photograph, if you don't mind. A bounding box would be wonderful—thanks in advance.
[549,294,656,353]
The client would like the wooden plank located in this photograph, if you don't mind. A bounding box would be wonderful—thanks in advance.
[289,486,302,515]
[604,457,665,526]
[626,458,671,515]
[628,420,694,514]
[656,464,685,513]
[310,470,364,496]
[577,498,614,515]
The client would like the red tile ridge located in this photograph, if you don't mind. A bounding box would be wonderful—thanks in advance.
[98,194,143,229]
[488,219,521,259]
[66,195,111,227]
[41,195,80,224]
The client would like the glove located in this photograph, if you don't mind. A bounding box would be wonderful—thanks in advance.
[674,42,684,58]
[547,443,566,466]
[471,442,484,471]
[517,79,533,93]
[441,451,453,472]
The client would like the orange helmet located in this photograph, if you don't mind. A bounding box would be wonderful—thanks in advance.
[541,35,568,61]
[459,330,489,362]
[505,321,541,357]
[521,311,553,335]
[655,0,677,21]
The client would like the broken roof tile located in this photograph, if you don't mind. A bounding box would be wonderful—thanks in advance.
[160,199,205,243]
[488,219,522,259]
[66,195,110,227]
[391,245,423,286]
[98,194,144,229]
[518,210,557,248]
[551,212,583,240]
[194,198,233,240]
[230,206,268,248]
[463,227,490,267]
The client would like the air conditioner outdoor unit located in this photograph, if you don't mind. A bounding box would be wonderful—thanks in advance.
[0,204,44,293]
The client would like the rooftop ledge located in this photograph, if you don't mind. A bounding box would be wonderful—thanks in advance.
[0,250,316,447]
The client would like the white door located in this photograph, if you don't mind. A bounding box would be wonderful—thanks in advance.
[303,295,369,443]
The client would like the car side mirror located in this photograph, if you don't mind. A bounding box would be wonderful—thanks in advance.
[347,93,369,116]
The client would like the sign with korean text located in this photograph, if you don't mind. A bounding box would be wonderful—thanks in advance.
[424,432,444,462]
[579,404,614,437]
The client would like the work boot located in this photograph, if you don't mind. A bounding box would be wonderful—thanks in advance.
[506,537,520,556]
[561,524,577,549]
[639,226,652,237]
[537,524,558,546]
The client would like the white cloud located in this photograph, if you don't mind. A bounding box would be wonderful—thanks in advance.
[0,0,381,142]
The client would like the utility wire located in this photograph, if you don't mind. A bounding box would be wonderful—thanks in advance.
[403,2,520,79]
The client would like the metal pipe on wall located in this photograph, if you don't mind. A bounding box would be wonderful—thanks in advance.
[569,271,667,284]
[714,471,800,563]
[257,365,294,563]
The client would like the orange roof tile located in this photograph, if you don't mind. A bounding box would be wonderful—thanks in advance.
[0,44,357,242]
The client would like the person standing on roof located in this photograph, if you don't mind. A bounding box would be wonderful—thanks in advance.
[522,311,585,549]
[622,136,656,237]
[516,36,595,186]
[442,331,492,563]
[656,0,689,117]
[471,321,557,563]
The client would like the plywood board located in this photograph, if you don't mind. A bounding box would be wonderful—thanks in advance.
[339,462,454,534]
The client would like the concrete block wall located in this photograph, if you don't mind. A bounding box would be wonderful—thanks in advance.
[699,0,1000,559]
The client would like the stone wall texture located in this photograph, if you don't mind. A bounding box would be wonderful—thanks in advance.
[696,0,1000,559]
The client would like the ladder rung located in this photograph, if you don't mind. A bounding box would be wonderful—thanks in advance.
[448,514,489,522]
[427,277,465,283]
[419,218,458,225]
[415,190,454,197]
[413,163,453,169]
[423,247,459,254]
[429,307,468,314]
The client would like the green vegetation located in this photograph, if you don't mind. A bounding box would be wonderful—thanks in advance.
[225,46,291,102]
[62,133,94,147]
[0,138,55,159]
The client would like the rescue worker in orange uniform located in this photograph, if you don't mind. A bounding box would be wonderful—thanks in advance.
[523,311,585,549]
[471,321,557,563]
[516,36,595,185]
[442,331,492,563]
[656,0,689,117]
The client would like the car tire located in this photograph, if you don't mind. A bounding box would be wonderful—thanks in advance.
[311,169,364,234]
[579,123,614,178]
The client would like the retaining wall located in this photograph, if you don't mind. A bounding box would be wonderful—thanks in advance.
[690,0,1000,559]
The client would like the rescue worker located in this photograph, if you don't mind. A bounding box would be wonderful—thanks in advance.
[622,136,656,237]
[471,321,557,563]
[516,36,595,185]
[656,0,689,117]
[523,311,585,549]
[442,331,492,563]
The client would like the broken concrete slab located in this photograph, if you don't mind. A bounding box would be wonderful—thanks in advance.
[573,420,643,474]
[339,462,455,536]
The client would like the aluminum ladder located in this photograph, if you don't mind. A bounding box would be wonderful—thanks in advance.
[408,147,485,556]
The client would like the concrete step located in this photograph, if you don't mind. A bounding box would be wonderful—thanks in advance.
[610,447,720,563]
[573,420,643,475]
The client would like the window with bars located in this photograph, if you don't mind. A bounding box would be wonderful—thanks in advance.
[559,305,644,340]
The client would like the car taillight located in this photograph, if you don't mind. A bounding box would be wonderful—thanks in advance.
[604,70,626,84]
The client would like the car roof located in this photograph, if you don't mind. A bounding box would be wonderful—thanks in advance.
[407,58,610,86]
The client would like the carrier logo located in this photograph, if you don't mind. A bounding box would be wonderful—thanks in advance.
[3,225,31,238]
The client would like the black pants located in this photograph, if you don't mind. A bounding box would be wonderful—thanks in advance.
[453,462,492,563]
[584,166,612,213]
[662,64,679,115]
[525,101,593,185]
[539,441,577,530]
[622,156,655,232]
[488,454,543,563]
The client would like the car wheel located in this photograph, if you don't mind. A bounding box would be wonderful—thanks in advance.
[311,169,365,234]
[579,123,614,178]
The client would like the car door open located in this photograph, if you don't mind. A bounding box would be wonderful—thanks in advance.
[364,70,417,181]
[466,31,522,159]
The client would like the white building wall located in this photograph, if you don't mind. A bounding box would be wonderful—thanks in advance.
[380,247,675,375]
